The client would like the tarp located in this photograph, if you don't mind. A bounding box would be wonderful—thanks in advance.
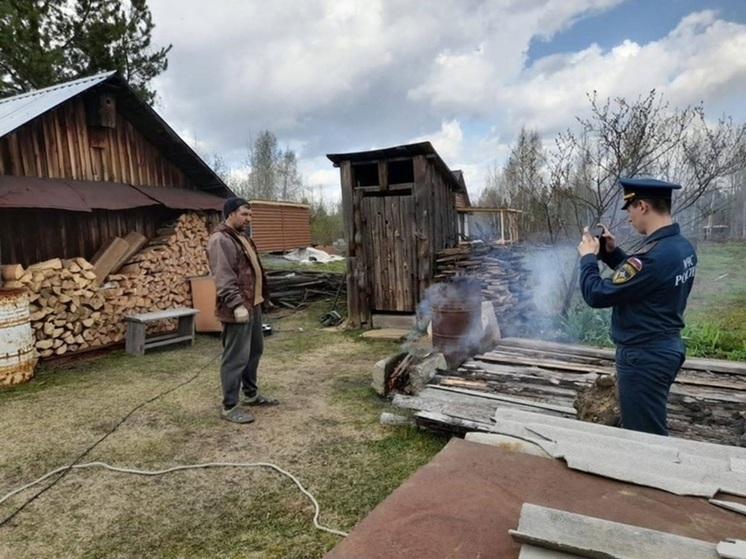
[282,247,345,264]
[0,175,223,212]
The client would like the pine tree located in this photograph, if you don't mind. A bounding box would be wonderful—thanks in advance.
[0,0,171,104]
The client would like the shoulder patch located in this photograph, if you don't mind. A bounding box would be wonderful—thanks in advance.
[612,260,640,284]
[634,241,658,255]
[628,257,643,271]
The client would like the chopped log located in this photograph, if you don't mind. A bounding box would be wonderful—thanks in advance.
[1,263,25,281]
[27,258,62,272]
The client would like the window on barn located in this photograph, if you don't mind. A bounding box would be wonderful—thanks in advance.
[388,159,414,184]
[352,162,379,187]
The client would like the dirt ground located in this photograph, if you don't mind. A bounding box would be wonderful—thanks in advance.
[0,305,443,559]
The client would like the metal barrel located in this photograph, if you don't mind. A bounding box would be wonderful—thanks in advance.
[431,279,483,365]
[0,288,37,385]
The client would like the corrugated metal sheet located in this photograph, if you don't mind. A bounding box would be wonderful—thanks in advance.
[249,200,311,252]
[131,184,224,211]
[0,72,114,138]
[0,72,233,198]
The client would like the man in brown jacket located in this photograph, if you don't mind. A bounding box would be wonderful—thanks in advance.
[206,197,278,423]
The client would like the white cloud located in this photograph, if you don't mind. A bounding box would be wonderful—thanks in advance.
[145,1,746,203]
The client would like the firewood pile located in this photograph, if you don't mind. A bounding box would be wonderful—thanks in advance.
[393,337,746,447]
[1,211,346,359]
[1,212,211,358]
[434,242,539,338]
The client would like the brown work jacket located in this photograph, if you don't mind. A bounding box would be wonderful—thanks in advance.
[206,223,269,322]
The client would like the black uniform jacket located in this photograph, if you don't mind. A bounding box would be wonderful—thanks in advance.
[579,223,697,346]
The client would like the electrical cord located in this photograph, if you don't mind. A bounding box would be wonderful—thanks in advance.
[0,349,348,538]
[0,350,221,528]
[0,461,348,537]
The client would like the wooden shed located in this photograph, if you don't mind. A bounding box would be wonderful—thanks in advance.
[0,71,231,267]
[327,142,466,328]
[249,200,311,252]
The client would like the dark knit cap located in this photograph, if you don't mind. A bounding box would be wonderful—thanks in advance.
[223,197,249,218]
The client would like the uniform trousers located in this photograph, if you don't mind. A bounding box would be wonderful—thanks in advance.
[220,305,264,409]
[615,338,685,436]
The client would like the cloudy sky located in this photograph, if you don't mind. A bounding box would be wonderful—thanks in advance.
[148,0,746,203]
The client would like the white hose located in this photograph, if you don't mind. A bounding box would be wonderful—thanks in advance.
[1,461,348,537]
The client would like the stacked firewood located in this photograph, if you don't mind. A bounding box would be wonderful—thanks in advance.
[434,241,539,337]
[1,212,212,358]
[2,257,106,357]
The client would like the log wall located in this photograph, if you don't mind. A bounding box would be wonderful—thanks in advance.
[0,96,192,187]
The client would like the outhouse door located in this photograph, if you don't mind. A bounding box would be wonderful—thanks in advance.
[362,193,416,312]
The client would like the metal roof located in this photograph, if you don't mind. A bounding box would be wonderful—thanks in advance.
[326,141,466,193]
[0,72,233,198]
[0,72,115,138]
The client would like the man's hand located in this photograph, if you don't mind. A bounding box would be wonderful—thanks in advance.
[596,223,617,252]
[578,226,600,257]
[233,305,250,323]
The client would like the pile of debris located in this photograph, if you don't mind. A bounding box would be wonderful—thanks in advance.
[265,269,345,310]
[392,337,746,447]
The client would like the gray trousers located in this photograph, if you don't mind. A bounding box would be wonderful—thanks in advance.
[220,305,264,409]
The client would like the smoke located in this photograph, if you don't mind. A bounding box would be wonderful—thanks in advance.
[522,242,579,315]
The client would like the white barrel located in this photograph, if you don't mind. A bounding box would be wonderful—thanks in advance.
[0,287,37,385]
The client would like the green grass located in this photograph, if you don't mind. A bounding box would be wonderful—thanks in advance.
[557,241,746,359]
[686,241,746,339]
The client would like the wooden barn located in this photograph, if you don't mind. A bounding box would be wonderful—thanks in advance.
[327,142,467,328]
[0,72,238,368]
[0,71,231,267]
[249,200,311,252]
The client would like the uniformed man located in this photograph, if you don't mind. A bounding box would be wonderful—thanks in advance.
[577,177,697,436]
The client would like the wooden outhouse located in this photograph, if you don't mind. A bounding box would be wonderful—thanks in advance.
[327,142,466,328]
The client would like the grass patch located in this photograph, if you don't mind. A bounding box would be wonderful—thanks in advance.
[0,302,446,559]
[555,241,746,358]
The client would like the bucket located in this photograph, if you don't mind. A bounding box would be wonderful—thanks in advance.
[0,288,37,385]
[431,278,483,364]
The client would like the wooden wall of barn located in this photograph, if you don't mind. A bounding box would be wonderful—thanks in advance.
[0,95,193,188]
[0,93,217,266]
[0,207,180,267]
[250,202,311,252]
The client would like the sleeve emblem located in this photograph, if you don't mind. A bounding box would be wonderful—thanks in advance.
[628,257,643,271]
[612,261,640,284]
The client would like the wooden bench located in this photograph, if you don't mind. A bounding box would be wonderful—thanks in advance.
[124,308,200,356]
